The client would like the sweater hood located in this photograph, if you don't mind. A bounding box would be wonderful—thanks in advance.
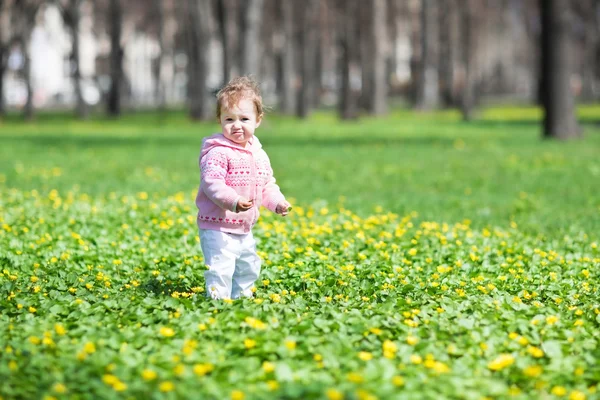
[201,133,262,158]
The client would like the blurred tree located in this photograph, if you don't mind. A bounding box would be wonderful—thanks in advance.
[217,0,239,85]
[278,0,296,114]
[152,0,165,109]
[57,0,88,119]
[107,0,123,116]
[438,0,456,107]
[575,0,598,102]
[240,0,262,77]
[14,0,42,121]
[296,0,318,119]
[540,0,580,139]
[415,0,439,110]
[359,0,387,115]
[459,0,476,121]
[0,0,9,118]
[337,0,359,120]
[186,0,211,120]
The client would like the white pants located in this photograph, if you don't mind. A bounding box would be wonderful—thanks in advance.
[199,229,261,300]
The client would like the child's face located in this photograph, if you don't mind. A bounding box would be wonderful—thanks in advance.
[220,99,261,147]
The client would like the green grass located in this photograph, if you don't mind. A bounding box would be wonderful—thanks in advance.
[0,105,599,399]
[1,105,599,238]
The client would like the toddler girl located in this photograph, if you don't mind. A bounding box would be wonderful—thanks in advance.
[195,76,291,300]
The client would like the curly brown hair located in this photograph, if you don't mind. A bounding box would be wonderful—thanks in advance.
[215,76,264,120]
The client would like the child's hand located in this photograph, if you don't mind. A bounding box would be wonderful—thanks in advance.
[236,197,254,212]
[275,201,292,216]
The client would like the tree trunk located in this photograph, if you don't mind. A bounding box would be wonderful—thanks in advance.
[438,0,455,107]
[337,0,359,120]
[371,0,387,115]
[296,0,318,119]
[459,0,475,121]
[107,0,123,117]
[279,0,295,114]
[217,0,238,85]
[0,42,5,118]
[22,35,34,121]
[153,0,165,110]
[0,0,5,118]
[358,1,372,111]
[186,0,211,120]
[240,0,263,77]
[69,0,88,119]
[580,0,598,102]
[540,0,581,139]
[415,0,439,110]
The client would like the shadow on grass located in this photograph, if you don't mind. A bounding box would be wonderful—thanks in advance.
[142,277,201,296]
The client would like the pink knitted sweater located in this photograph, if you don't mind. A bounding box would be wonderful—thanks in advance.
[195,133,286,234]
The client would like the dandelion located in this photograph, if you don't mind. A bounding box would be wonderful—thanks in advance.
[326,389,343,400]
[244,338,256,349]
[262,361,275,373]
[358,352,373,361]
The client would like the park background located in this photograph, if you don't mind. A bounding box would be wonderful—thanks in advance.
[1,1,599,399]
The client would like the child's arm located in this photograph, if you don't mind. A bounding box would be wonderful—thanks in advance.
[200,150,239,212]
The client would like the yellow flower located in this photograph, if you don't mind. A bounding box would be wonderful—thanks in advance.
[551,386,567,396]
[54,324,66,336]
[285,340,296,350]
[406,336,419,346]
[141,369,157,381]
[392,375,404,386]
[410,354,422,364]
[159,381,174,392]
[231,390,245,400]
[326,388,344,400]
[244,338,256,349]
[262,361,275,373]
[523,365,542,377]
[52,383,67,394]
[382,340,397,358]
[347,372,364,383]
[159,327,175,337]
[28,306,36,313]
[83,342,96,354]
[358,351,373,361]
[267,380,279,391]
[569,391,586,400]
[546,315,559,325]
[193,363,214,376]
[527,346,544,358]
[487,354,515,371]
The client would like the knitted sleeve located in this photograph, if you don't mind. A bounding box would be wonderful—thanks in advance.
[200,149,239,211]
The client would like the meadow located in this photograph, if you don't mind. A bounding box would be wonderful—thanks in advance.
[0,106,599,399]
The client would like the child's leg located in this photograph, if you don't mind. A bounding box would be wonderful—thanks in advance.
[231,232,261,299]
[199,229,238,300]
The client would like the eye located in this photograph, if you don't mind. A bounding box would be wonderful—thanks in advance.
[225,118,233,121]
[242,118,249,122]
